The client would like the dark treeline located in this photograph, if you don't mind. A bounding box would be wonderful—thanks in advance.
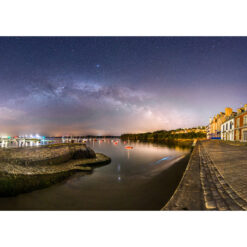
[121,130,206,141]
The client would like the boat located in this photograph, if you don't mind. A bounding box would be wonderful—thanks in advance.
[125,146,133,149]
[124,138,133,149]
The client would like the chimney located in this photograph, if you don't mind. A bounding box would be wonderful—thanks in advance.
[225,107,232,116]
[244,104,247,112]
[237,108,243,115]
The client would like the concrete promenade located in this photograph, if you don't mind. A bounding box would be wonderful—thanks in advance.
[163,140,247,210]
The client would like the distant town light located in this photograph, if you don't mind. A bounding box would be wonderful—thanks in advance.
[0,136,8,138]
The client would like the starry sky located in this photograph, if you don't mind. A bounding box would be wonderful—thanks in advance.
[0,37,247,136]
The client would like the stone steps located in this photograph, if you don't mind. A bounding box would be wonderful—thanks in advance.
[199,143,247,210]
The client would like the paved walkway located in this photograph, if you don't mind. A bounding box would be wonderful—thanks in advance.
[163,140,247,210]
[200,141,247,210]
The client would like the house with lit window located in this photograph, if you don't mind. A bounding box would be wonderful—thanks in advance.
[221,114,236,141]
[234,104,247,142]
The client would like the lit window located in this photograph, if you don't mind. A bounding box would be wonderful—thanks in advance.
[244,115,247,126]
[237,118,240,128]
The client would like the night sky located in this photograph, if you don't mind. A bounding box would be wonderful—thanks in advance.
[0,37,247,136]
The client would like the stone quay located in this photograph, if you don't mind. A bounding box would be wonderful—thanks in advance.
[162,140,247,210]
[0,143,111,196]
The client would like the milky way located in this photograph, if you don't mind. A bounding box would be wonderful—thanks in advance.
[0,37,247,136]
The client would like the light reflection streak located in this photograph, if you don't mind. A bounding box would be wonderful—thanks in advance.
[153,156,171,165]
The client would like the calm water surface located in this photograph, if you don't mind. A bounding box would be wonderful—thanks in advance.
[0,139,191,210]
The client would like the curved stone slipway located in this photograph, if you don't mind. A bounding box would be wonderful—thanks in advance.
[162,140,247,210]
[0,143,111,175]
[0,143,111,196]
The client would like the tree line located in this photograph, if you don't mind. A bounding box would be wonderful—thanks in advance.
[121,129,206,141]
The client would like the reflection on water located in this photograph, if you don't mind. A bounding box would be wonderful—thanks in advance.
[0,138,191,210]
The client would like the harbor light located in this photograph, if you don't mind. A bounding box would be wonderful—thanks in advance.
[35,134,41,139]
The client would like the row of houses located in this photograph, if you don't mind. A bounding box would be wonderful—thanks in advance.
[207,104,247,142]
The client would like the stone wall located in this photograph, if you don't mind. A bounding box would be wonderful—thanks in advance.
[0,143,96,166]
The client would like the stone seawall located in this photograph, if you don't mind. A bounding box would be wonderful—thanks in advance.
[162,143,204,210]
[0,143,111,197]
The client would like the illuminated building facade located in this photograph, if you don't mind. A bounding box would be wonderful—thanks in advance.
[234,105,247,142]
[221,116,236,141]
[208,108,233,139]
